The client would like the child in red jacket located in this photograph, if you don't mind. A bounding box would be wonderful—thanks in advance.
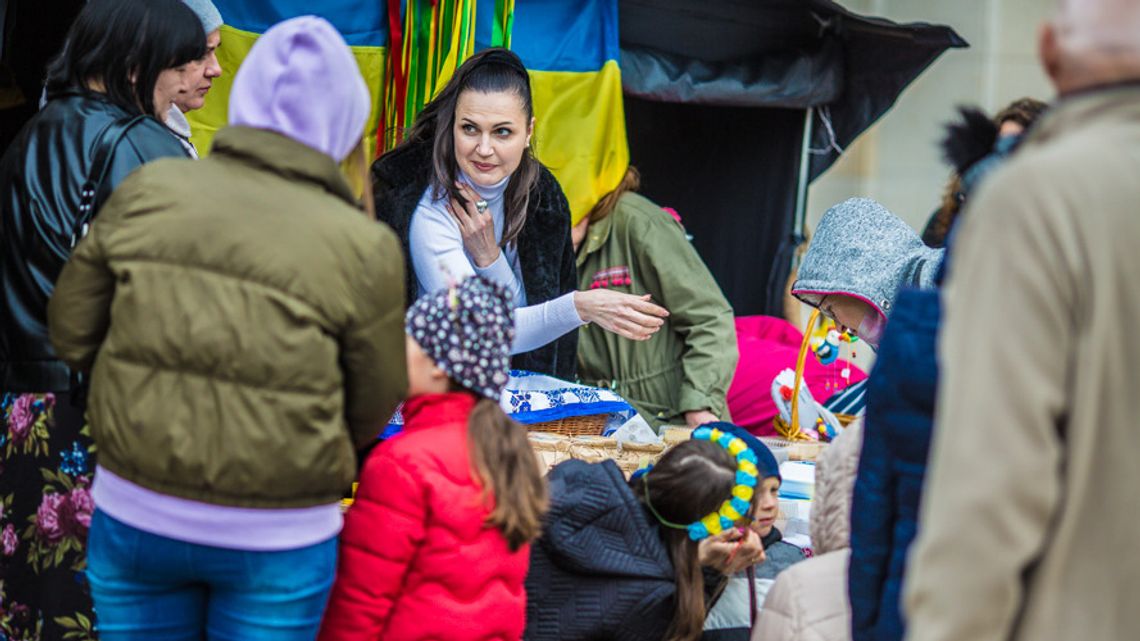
[318,276,547,641]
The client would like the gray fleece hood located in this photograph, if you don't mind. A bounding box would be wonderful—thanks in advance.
[792,197,944,324]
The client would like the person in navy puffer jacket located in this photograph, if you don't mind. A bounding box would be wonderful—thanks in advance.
[848,285,939,641]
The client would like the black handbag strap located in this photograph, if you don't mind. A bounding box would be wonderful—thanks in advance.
[70,114,147,248]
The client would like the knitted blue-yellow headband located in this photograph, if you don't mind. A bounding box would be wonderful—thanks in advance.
[642,425,760,541]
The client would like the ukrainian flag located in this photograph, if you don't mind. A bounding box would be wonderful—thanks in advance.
[186,1,388,158]
[477,0,629,224]
[191,1,626,224]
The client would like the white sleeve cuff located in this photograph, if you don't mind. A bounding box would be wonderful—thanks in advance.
[472,250,517,289]
[510,292,584,354]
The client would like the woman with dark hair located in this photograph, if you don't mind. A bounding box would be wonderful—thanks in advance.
[0,0,203,637]
[921,97,1047,247]
[374,48,668,380]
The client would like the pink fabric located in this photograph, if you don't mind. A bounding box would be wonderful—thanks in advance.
[727,316,867,437]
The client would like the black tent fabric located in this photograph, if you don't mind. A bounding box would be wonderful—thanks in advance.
[624,97,805,318]
[618,0,967,315]
[0,0,84,153]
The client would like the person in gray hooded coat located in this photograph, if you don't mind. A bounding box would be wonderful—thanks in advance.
[791,197,944,641]
[791,197,944,351]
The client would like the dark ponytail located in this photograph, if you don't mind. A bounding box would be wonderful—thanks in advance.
[632,439,737,641]
[402,48,539,246]
[467,397,548,551]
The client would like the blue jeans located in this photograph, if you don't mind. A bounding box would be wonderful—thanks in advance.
[87,510,337,641]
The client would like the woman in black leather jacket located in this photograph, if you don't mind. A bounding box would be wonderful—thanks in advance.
[0,1,205,637]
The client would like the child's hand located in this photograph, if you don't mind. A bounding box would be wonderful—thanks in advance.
[698,527,765,575]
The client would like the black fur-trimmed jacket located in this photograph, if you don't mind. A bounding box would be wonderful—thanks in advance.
[371,139,578,380]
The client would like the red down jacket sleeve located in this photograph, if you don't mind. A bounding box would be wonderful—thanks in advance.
[318,453,427,641]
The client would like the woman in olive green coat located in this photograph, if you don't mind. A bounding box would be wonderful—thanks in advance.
[573,168,738,429]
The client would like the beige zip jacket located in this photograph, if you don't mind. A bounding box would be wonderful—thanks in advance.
[905,85,1140,641]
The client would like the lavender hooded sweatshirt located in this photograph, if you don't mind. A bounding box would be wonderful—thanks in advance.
[228,15,370,162]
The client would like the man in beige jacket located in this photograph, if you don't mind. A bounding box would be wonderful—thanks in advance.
[904,2,1140,641]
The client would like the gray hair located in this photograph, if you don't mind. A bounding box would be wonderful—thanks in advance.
[1054,0,1140,58]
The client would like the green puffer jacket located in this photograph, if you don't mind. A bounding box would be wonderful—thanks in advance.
[48,127,408,509]
[576,192,737,427]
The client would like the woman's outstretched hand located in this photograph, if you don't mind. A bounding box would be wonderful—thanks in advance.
[573,290,668,341]
[449,181,500,268]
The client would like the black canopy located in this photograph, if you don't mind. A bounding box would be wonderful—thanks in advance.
[618,0,966,314]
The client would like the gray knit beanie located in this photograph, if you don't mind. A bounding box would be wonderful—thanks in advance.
[182,0,224,33]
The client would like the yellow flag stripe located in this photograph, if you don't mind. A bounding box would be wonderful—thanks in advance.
[529,59,629,224]
[187,25,387,162]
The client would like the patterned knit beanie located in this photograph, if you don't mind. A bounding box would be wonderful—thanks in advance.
[405,276,516,400]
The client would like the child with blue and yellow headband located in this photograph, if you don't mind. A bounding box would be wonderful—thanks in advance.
[702,424,806,640]
[524,422,787,641]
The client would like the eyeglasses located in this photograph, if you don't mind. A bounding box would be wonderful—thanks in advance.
[817,295,838,323]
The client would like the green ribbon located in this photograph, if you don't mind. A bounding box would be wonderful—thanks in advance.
[492,0,515,48]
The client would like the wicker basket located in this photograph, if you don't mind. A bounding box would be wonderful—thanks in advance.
[770,308,860,461]
[661,426,694,445]
[525,413,608,437]
[527,432,667,477]
[771,412,857,460]
[761,434,824,462]
[528,432,576,471]
[773,413,857,434]
[610,440,668,476]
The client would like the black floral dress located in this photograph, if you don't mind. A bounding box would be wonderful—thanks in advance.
[0,392,97,641]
